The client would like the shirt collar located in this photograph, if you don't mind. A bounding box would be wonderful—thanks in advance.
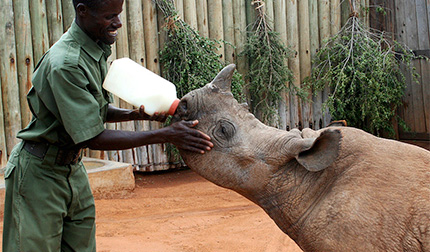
[69,21,112,61]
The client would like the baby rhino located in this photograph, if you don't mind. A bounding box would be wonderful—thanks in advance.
[172,64,430,252]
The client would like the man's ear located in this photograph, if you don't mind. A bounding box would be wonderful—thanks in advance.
[76,3,89,17]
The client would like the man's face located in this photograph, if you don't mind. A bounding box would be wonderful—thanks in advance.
[81,0,124,45]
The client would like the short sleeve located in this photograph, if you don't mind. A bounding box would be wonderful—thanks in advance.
[48,66,107,144]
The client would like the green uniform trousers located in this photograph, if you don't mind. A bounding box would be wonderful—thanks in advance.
[2,142,96,252]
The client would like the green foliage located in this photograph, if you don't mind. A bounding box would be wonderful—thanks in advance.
[240,2,295,126]
[155,0,244,160]
[376,6,387,15]
[305,16,420,136]
[155,0,244,101]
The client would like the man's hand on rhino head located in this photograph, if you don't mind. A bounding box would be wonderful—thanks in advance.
[167,120,213,154]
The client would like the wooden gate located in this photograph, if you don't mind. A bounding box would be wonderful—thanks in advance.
[370,0,429,149]
[395,0,429,148]
[0,0,349,169]
[1,0,428,169]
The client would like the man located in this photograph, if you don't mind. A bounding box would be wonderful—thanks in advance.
[2,0,213,251]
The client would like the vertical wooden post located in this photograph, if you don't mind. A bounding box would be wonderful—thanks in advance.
[273,0,289,130]
[363,0,370,27]
[318,0,331,42]
[369,0,394,34]
[232,0,247,92]
[331,0,341,35]
[143,0,160,74]
[318,0,332,126]
[340,0,349,26]
[106,43,120,161]
[222,0,235,63]
[29,0,49,64]
[156,6,166,47]
[327,0,341,126]
[208,0,224,61]
[157,2,167,75]
[414,0,429,135]
[246,0,256,32]
[309,0,322,129]
[183,0,198,30]
[355,0,364,24]
[196,0,209,37]
[286,0,301,129]
[125,0,148,165]
[13,0,34,128]
[45,0,64,46]
[113,0,134,163]
[127,0,146,66]
[143,0,168,171]
[116,1,130,60]
[0,0,22,156]
[402,0,426,134]
[351,0,358,13]
[174,0,184,18]
[61,0,74,31]
[232,0,248,117]
[130,0,150,169]
[0,77,6,167]
[368,0,397,141]
[265,0,274,28]
[245,0,256,108]
[298,0,312,128]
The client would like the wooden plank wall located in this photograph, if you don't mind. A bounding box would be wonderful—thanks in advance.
[392,0,429,141]
[1,0,376,169]
[369,0,429,147]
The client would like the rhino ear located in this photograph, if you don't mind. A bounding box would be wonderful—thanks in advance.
[210,64,236,92]
[296,129,341,172]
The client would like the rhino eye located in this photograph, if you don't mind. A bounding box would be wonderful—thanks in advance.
[214,120,236,141]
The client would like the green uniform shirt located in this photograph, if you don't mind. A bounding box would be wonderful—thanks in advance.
[17,21,113,148]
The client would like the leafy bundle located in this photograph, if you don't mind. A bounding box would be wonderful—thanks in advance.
[241,1,295,126]
[154,0,244,160]
[155,0,244,101]
[306,15,419,136]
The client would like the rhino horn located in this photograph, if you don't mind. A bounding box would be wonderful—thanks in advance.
[210,64,236,92]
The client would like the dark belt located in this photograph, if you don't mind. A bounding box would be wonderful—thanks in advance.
[23,140,82,166]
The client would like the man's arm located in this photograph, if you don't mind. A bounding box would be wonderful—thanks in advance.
[84,120,213,154]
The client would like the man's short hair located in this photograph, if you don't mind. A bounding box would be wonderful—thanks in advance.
[72,0,106,10]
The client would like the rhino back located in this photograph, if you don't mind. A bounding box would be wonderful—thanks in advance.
[297,127,430,252]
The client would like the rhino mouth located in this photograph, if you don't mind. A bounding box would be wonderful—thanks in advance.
[171,89,203,123]
[171,97,191,123]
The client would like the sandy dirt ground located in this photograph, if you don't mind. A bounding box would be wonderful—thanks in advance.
[95,169,302,252]
[0,169,302,252]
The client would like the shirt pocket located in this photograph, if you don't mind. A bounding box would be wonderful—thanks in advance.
[4,142,22,179]
[88,84,109,122]
[4,156,17,180]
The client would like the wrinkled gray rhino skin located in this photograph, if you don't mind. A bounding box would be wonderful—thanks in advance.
[172,64,430,252]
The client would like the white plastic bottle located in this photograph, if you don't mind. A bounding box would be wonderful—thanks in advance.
[103,57,180,116]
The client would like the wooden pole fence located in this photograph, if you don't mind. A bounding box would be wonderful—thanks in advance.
[0,0,377,169]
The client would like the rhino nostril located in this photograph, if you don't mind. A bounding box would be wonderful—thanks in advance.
[179,100,188,111]
[174,100,187,115]
[172,99,193,121]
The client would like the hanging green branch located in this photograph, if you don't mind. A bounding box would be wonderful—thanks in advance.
[155,0,244,160]
[155,0,244,101]
[241,0,295,126]
[305,8,422,137]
